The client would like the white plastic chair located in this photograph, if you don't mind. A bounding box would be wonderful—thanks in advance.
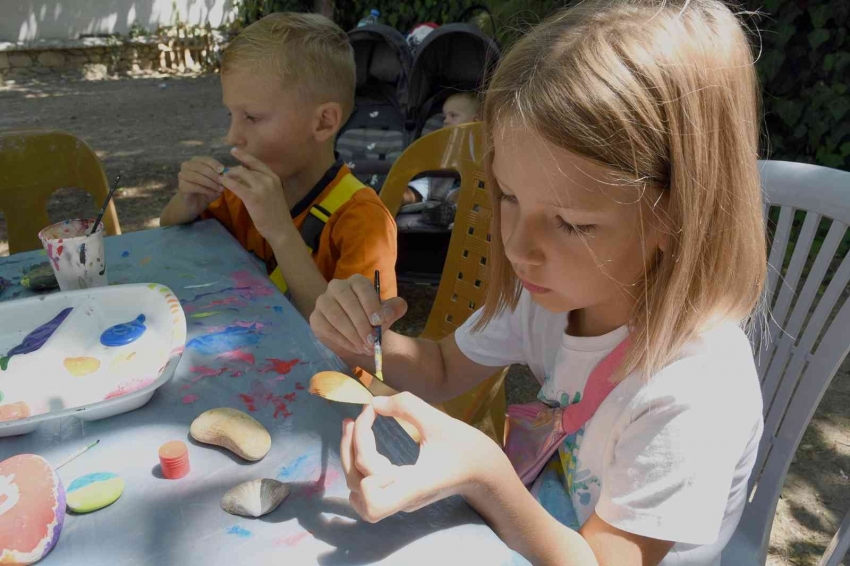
[721,161,850,565]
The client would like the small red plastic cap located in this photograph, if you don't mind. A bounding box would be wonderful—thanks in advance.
[158,440,190,479]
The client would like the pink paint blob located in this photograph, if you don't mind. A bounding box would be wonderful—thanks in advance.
[182,395,199,404]
[229,370,244,378]
[189,366,227,382]
[284,392,296,402]
[232,270,275,300]
[238,393,257,412]
[104,378,155,400]
[217,350,256,365]
[295,382,305,390]
[274,531,312,547]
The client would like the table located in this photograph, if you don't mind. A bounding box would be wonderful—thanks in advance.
[0,220,526,566]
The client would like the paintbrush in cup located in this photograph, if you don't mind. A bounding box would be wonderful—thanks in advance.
[309,371,421,442]
[90,175,121,235]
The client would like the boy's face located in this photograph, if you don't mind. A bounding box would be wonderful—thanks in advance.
[222,70,316,182]
[442,96,478,127]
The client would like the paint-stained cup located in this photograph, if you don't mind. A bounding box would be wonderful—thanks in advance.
[38,219,107,291]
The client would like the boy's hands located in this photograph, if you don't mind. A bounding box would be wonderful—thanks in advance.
[176,156,226,217]
[222,147,293,244]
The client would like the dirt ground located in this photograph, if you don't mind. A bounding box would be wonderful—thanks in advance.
[1,74,848,565]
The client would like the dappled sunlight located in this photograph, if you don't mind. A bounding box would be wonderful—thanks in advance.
[179,140,205,147]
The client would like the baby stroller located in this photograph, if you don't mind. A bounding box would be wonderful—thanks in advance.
[336,24,412,191]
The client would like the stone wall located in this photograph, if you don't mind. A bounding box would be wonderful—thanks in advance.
[0,35,224,83]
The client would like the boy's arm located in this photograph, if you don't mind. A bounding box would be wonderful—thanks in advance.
[267,221,329,318]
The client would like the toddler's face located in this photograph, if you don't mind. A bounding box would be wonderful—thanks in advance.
[442,96,478,127]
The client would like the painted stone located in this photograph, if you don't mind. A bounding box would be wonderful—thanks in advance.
[0,454,66,565]
[221,479,290,518]
[66,472,124,513]
[190,408,271,461]
[20,262,59,291]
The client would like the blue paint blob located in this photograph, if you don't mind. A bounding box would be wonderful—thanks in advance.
[68,472,119,493]
[226,526,252,538]
[277,454,311,481]
[121,251,130,258]
[186,325,261,355]
[273,306,283,314]
[101,315,147,347]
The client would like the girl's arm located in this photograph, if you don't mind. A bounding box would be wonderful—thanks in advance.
[310,275,500,403]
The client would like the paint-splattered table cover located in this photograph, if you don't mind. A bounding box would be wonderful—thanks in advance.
[0,221,527,566]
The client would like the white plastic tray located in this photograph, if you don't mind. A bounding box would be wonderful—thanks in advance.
[0,283,187,437]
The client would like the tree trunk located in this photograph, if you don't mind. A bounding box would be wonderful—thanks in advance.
[313,0,334,19]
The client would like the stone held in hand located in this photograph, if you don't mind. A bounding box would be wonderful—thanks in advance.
[190,407,271,461]
[221,478,290,518]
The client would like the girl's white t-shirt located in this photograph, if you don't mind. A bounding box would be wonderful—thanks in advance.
[455,290,764,566]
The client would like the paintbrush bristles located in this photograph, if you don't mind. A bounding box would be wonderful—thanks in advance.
[309,371,374,404]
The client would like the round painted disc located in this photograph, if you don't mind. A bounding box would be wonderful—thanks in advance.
[66,472,124,513]
[0,454,66,565]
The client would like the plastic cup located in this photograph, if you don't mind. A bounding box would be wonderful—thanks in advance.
[159,440,190,479]
[38,219,107,291]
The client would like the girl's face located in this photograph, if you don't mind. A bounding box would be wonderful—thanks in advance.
[492,126,667,334]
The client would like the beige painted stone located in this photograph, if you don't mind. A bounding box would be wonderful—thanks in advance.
[9,54,34,68]
[38,51,66,67]
[83,63,108,80]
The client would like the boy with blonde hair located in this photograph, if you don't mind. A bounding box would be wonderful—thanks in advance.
[161,13,397,318]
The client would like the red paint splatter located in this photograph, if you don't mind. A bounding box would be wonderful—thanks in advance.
[272,398,291,419]
[180,384,191,391]
[57,245,64,256]
[206,297,245,308]
[230,370,244,378]
[284,392,296,402]
[274,531,312,547]
[232,270,276,299]
[259,358,300,376]
[217,350,256,365]
[238,393,257,412]
[189,366,227,382]
[295,382,305,390]
[182,394,199,404]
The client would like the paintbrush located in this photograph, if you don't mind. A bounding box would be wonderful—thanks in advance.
[89,175,121,235]
[373,270,384,381]
[56,439,100,469]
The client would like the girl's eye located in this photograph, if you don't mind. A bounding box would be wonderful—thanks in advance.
[556,216,595,236]
[245,114,257,123]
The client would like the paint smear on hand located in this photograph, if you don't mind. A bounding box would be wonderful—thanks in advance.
[182,395,199,404]
[217,350,255,365]
[186,326,261,355]
[64,357,101,377]
[226,526,252,538]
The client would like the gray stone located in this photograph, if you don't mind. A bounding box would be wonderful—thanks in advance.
[0,53,8,69]
[8,54,33,68]
[68,55,88,67]
[87,53,102,63]
[38,51,66,67]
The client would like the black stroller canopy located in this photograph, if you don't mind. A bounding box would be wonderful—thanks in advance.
[348,24,411,105]
[408,23,501,132]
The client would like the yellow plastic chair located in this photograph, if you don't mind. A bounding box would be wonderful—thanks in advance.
[376,123,509,443]
[0,130,121,254]
[380,122,487,216]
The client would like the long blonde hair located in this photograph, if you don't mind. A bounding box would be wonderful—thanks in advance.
[478,0,766,381]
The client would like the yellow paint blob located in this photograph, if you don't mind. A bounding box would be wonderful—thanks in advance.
[64,357,101,377]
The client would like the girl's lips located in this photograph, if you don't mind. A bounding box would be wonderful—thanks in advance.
[520,279,550,294]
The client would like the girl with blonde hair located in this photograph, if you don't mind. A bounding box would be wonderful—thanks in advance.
[310,1,766,563]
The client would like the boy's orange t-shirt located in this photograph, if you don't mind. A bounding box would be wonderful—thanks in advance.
[201,162,398,300]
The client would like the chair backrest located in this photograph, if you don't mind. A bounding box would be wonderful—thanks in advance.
[380,121,485,217]
[732,160,850,564]
[0,130,121,254]
[400,122,506,441]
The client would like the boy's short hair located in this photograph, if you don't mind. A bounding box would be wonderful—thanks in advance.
[222,13,356,120]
